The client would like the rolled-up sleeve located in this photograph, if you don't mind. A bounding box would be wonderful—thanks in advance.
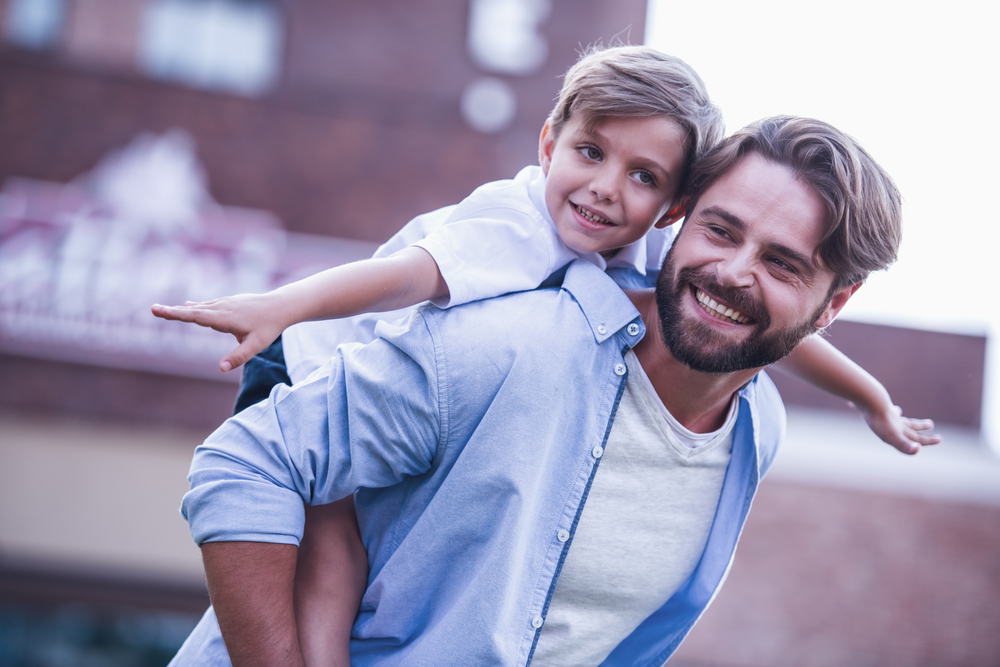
[181,311,443,546]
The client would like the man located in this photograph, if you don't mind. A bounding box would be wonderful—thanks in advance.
[172,116,914,666]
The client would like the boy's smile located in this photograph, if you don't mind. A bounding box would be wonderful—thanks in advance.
[539,115,688,257]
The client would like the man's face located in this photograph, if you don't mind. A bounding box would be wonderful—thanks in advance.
[656,153,855,373]
[539,114,688,257]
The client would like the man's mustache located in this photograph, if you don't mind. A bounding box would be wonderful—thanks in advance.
[675,267,771,330]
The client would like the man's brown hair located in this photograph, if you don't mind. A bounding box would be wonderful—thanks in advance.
[684,116,902,291]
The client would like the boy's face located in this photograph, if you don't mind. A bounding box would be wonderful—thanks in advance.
[539,114,688,257]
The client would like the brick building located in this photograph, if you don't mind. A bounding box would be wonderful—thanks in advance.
[0,1,996,664]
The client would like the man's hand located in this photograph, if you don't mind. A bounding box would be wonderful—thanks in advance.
[152,293,285,372]
[202,541,305,667]
[859,403,942,455]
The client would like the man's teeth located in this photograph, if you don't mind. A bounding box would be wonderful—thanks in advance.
[574,204,611,225]
[696,289,750,324]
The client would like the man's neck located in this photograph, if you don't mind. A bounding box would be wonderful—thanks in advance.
[627,290,761,434]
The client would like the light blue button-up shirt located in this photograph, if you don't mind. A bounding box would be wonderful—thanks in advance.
[172,259,785,667]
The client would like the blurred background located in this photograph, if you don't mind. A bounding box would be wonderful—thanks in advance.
[0,0,997,665]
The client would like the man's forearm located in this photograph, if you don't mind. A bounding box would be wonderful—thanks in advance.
[202,541,305,667]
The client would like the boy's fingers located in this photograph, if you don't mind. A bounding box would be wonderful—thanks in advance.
[221,349,245,373]
[152,305,193,322]
[908,429,942,446]
[224,341,264,373]
[893,438,919,456]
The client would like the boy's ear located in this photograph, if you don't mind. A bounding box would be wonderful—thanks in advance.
[814,282,862,329]
[538,121,555,175]
[654,198,688,228]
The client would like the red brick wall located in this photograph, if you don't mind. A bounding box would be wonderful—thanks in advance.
[0,0,648,244]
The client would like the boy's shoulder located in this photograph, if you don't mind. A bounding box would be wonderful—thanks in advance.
[417,259,633,350]
[448,165,548,223]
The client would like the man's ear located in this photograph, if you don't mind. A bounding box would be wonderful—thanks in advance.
[538,121,555,175]
[814,282,862,329]
[654,198,689,228]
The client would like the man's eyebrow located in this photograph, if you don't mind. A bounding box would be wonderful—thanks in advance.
[768,242,817,277]
[700,206,745,231]
[699,205,817,276]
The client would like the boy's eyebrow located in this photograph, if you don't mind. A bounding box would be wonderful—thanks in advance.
[699,205,818,277]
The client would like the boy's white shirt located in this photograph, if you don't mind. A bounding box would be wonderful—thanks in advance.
[281,165,676,384]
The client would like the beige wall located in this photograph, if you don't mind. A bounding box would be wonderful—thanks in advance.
[0,410,205,586]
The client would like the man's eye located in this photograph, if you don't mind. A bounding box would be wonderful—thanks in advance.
[769,257,795,273]
[708,225,730,239]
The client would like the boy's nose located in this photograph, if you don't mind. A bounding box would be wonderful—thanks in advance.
[589,168,620,202]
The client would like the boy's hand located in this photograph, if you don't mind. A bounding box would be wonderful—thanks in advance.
[858,403,942,455]
[151,294,285,373]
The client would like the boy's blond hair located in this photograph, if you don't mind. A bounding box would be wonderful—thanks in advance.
[546,45,725,174]
[684,116,902,292]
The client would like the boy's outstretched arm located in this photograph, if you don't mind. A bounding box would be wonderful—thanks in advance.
[775,335,942,455]
[151,247,448,373]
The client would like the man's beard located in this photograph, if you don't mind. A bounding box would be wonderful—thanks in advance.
[655,247,826,374]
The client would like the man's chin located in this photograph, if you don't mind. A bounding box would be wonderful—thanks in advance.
[668,338,763,374]
[661,305,817,373]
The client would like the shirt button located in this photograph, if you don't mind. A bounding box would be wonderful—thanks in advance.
[627,323,640,336]
[558,529,570,542]
[614,363,626,376]
[592,446,604,458]
[532,615,544,628]
[597,324,607,335]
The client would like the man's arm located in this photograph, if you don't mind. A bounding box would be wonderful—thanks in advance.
[181,315,441,664]
[202,542,304,667]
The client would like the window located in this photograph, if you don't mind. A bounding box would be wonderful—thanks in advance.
[138,0,283,96]
[3,0,66,50]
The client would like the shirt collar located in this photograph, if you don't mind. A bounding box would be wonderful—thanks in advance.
[561,260,643,345]
[604,235,648,275]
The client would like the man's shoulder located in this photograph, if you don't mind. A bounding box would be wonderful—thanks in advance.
[375,260,636,377]
[429,259,631,328]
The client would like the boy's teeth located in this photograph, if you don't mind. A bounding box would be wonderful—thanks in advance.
[695,289,750,324]
[574,204,610,225]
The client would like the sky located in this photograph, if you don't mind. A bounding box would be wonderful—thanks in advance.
[645,0,1000,448]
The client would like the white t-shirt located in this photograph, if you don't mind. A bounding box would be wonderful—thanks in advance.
[531,350,737,666]
[281,165,676,383]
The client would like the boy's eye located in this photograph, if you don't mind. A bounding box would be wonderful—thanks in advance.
[633,171,654,185]
[580,146,602,160]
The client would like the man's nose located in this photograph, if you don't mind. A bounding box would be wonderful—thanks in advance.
[716,249,756,288]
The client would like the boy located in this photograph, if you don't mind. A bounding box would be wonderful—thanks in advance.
[156,46,938,666]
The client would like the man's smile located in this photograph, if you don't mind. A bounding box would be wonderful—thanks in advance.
[693,287,752,325]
